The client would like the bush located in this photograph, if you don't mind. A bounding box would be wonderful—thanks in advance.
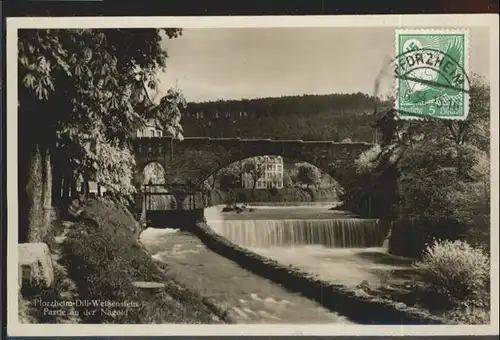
[415,239,490,307]
[444,305,490,325]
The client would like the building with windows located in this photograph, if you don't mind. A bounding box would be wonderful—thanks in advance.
[136,118,185,141]
[241,156,284,189]
[136,119,163,137]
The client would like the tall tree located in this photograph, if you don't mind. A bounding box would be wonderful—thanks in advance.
[242,157,267,191]
[18,28,183,242]
[216,161,244,189]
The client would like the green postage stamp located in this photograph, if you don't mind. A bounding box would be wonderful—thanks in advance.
[395,29,470,120]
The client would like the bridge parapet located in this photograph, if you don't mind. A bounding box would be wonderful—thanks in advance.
[132,136,375,189]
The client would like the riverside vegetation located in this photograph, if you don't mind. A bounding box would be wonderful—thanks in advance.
[207,187,339,206]
[339,74,491,324]
[20,197,226,324]
[17,28,225,324]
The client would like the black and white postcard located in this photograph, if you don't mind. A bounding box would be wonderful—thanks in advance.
[5,14,499,337]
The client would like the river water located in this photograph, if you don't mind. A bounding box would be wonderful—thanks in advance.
[204,205,413,289]
[140,227,353,324]
[205,205,388,249]
[140,203,412,323]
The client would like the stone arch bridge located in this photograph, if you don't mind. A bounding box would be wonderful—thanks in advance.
[131,137,374,190]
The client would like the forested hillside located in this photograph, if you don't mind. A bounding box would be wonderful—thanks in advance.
[182,93,390,142]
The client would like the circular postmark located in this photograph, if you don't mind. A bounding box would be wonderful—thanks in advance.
[374,32,471,121]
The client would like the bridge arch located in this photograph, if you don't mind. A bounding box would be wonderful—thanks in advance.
[199,155,343,192]
[132,137,374,192]
[137,161,166,185]
[135,161,181,211]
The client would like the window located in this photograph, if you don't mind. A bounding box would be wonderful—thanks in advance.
[156,130,162,137]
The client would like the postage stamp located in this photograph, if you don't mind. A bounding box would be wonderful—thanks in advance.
[395,29,470,120]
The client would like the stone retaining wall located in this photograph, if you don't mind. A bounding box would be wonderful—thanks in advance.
[190,222,445,325]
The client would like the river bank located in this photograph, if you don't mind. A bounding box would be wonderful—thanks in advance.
[207,187,339,206]
[202,203,492,324]
[201,204,453,324]
[19,198,227,324]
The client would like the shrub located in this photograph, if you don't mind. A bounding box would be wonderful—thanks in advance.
[444,305,490,325]
[415,239,490,306]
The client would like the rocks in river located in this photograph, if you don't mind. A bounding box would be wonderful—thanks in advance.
[356,280,371,290]
[222,204,246,213]
[328,202,343,211]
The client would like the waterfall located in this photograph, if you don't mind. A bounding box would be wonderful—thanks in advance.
[208,218,386,248]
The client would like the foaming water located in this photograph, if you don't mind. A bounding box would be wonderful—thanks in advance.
[209,218,386,248]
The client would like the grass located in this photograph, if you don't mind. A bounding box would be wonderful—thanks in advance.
[369,279,490,325]
[20,258,81,324]
[61,197,224,324]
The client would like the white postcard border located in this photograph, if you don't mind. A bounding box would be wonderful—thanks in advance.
[6,14,500,337]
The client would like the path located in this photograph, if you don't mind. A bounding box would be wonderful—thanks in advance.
[140,228,354,324]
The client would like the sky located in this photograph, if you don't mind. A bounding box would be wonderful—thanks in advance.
[155,27,490,103]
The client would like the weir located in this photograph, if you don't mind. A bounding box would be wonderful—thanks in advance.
[205,206,389,249]
[208,219,386,248]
